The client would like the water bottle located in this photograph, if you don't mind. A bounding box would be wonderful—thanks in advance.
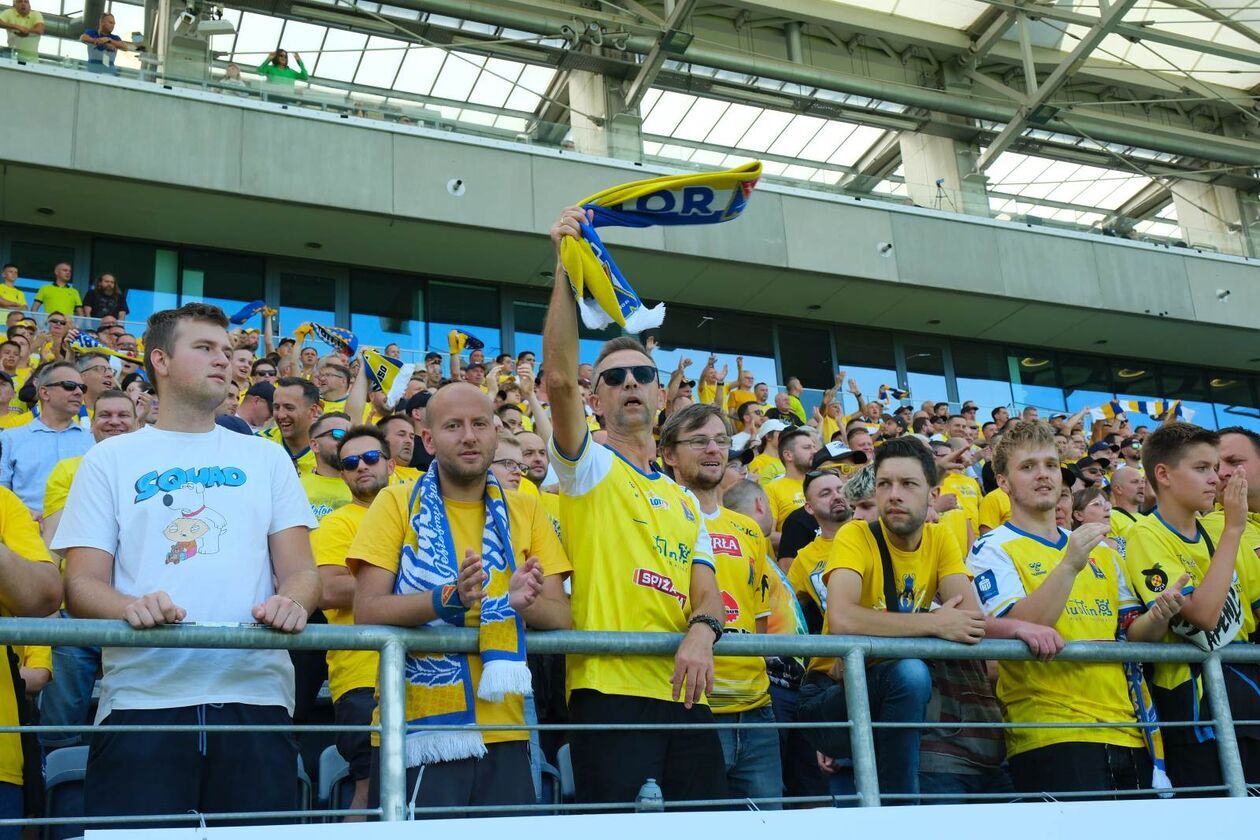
[635,777,664,812]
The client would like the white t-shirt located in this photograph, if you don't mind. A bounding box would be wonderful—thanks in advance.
[52,425,317,722]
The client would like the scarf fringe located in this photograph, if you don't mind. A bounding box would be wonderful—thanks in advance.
[577,297,666,333]
[477,659,533,703]
[404,730,486,767]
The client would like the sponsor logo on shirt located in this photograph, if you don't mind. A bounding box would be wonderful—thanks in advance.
[1028,561,1046,577]
[648,495,670,512]
[1088,558,1107,580]
[721,589,740,623]
[1142,562,1168,593]
[975,569,998,603]
[710,533,742,556]
[134,466,247,503]
[634,568,687,608]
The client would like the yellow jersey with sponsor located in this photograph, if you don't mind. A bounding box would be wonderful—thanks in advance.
[765,476,804,532]
[820,520,969,676]
[968,523,1143,756]
[749,453,784,486]
[298,470,352,522]
[348,484,570,745]
[0,487,56,785]
[1122,511,1260,744]
[550,431,715,703]
[311,503,377,702]
[940,472,981,526]
[978,488,1010,532]
[705,506,770,714]
[43,455,83,518]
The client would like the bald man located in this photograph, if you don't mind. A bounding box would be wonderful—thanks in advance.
[1109,465,1146,539]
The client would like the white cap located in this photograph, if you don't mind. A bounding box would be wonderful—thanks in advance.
[729,431,751,453]
[755,419,789,443]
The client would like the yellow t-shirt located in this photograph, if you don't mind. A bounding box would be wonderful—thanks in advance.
[940,472,982,526]
[1110,508,1143,539]
[0,487,55,785]
[1122,511,1260,744]
[0,7,43,56]
[765,475,804,532]
[348,483,570,744]
[0,285,26,309]
[819,520,970,676]
[42,455,83,518]
[392,465,422,485]
[551,431,715,703]
[938,508,973,557]
[322,395,349,415]
[697,381,725,407]
[749,453,784,486]
[788,534,833,639]
[978,488,1010,533]
[705,507,770,714]
[17,645,51,676]
[968,522,1143,756]
[34,284,82,317]
[0,411,32,431]
[726,389,756,415]
[298,470,352,522]
[311,503,377,702]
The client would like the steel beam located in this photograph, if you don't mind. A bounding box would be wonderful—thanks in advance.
[842,129,902,193]
[623,0,698,110]
[974,0,1139,173]
[962,6,1017,72]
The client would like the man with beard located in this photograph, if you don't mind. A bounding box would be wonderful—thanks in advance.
[376,414,422,483]
[312,425,395,819]
[267,377,321,473]
[544,207,728,805]
[300,412,353,521]
[660,404,780,806]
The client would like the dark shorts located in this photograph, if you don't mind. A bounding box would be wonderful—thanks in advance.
[567,689,728,807]
[1008,741,1152,800]
[334,688,376,781]
[85,704,299,829]
[367,740,534,818]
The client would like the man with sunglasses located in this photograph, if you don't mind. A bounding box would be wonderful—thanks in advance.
[312,425,395,818]
[0,362,92,516]
[251,358,278,385]
[300,412,353,522]
[544,208,728,806]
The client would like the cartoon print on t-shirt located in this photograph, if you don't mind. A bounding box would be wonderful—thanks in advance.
[160,482,227,556]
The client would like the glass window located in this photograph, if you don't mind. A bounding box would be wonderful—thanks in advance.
[1059,353,1111,415]
[1158,365,1216,430]
[951,341,1013,425]
[1110,358,1163,428]
[1009,349,1066,414]
[428,281,500,359]
[903,340,949,411]
[350,269,425,362]
[279,270,338,346]
[834,325,895,416]
[1209,373,1260,434]
[92,238,178,325]
[181,249,264,326]
[649,305,776,402]
[8,241,76,303]
[777,323,832,391]
[512,295,619,372]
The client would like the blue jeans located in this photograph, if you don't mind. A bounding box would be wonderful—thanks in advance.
[714,704,783,808]
[918,767,1014,805]
[0,781,19,840]
[768,683,829,800]
[38,644,100,749]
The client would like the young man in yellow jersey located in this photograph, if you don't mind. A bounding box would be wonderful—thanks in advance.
[937,438,982,527]
[1109,465,1146,540]
[969,420,1160,797]
[351,383,571,810]
[300,412,353,521]
[661,404,780,806]
[1123,423,1260,790]
[766,427,820,536]
[795,437,996,803]
[312,425,393,818]
[545,208,729,805]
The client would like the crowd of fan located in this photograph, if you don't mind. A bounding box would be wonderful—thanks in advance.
[0,210,1252,832]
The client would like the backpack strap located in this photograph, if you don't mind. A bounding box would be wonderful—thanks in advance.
[868,519,900,614]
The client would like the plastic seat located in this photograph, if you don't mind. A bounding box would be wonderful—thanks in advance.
[539,760,562,811]
[296,753,313,821]
[556,743,575,803]
[317,744,352,820]
[43,745,89,840]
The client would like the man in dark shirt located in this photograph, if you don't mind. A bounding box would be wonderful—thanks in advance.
[82,274,129,320]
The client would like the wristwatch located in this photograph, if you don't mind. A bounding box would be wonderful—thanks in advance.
[688,613,723,645]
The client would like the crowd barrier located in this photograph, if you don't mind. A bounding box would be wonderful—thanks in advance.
[0,618,1253,828]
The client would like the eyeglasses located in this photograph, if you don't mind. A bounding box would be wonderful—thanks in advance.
[82,365,111,375]
[254,369,277,378]
[676,434,732,451]
[313,428,347,441]
[47,319,68,327]
[340,450,384,470]
[597,365,657,388]
[48,381,86,393]
[492,458,528,474]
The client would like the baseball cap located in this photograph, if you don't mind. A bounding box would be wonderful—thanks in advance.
[424,351,442,363]
[1120,436,1140,450]
[1075,455,1107,473]
[891,415,908,430]
[728,432,755,466]
[811,441,869,470]
[755,419,788,443]
[245,381,274,403]
[278,337,296,347]
[404,392,431,413]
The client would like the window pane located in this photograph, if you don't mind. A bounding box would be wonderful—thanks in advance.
[777,324,833,391]
[1209,373,1260,434]
[1059,353,1110,414]
[8,241,75,302]
[181,249,264,324]
[350,269,425,362]
[1009,349,1065,414]
[92,238,178,325]
[904,341,947,410]
[512,298,616,372]
[1159,365,1216,430]
[835,325,895,416]
[279,271,337,342]
[428,281,500,358]
[650,305,776,394]
[952,340,1013,426]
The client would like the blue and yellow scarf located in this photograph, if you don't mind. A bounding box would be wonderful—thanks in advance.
[560,162,762,332]
[395,466,529,765]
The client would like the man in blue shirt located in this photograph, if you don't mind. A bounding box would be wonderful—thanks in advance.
[0,362,92,516]
[79,13,130,74]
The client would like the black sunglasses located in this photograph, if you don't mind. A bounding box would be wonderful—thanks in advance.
[48,381,86,393]
[597,365,658,388]
[254,369,277,377]
[340,450,384,470]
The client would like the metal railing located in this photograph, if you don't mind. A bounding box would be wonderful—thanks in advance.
[0,617,1253,827]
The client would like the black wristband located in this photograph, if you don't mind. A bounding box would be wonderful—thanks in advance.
[688,614,723,645]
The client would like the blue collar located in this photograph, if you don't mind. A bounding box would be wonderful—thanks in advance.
[611,445,661,481]
[1004,521,1068,550]
[1154,510,1202,544]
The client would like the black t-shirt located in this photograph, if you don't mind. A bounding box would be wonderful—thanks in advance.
[777,506,820,561]
[83,287,129,317]
[764,407,801,426]
[409,435,434,470]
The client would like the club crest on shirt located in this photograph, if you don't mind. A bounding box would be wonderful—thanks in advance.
[898,574,916,611]
[1143,563,1169,593]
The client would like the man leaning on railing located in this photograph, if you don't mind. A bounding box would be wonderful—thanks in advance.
[54,303,321,828]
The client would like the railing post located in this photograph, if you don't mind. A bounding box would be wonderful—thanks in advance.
[842,648,881,807]
[378,636,407,820]
[1201,654,1248,797]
